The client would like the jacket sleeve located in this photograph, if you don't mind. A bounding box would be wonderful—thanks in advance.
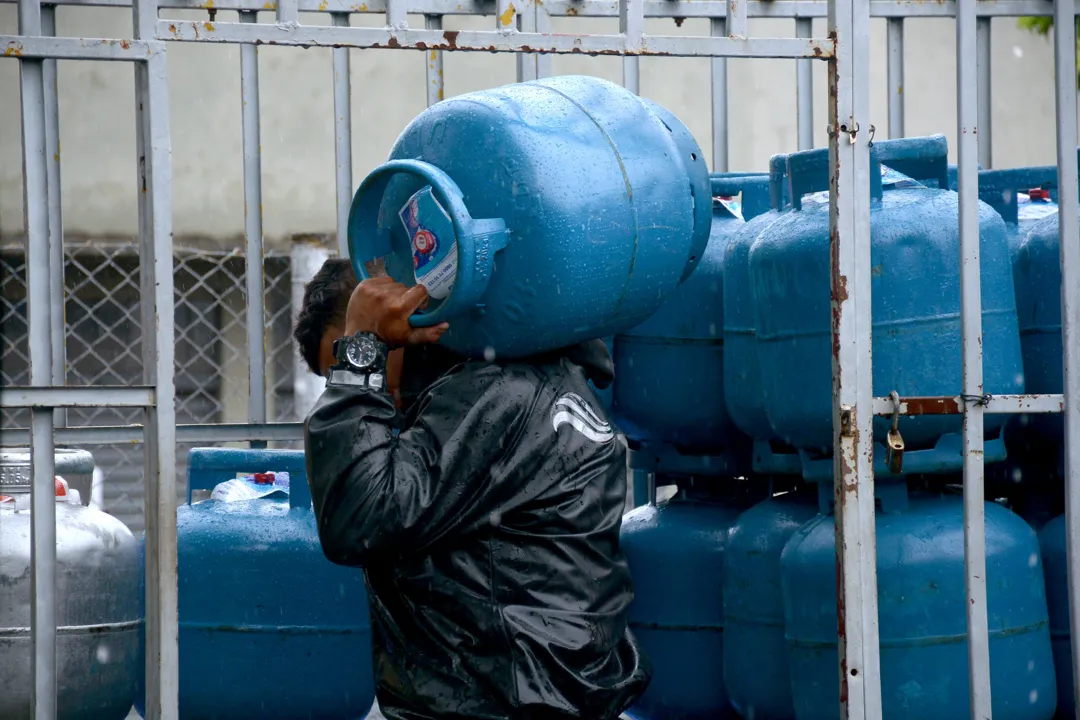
[303,368,537,567]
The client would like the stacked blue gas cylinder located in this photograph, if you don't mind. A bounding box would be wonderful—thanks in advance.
[727,136,1052,719]
[615,133,1064,720]
[993,152,1074,718]
[615,172,775,719]
[133,449,376,719]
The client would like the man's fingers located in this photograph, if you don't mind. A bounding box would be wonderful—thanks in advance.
[407,323,450,346]
[397,284,431,314]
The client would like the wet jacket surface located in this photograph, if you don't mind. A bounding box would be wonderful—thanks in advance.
[304,340,651,720]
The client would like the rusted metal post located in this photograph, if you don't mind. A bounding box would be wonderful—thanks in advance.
[827,0,881,717]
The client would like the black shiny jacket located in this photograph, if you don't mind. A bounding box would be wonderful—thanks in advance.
[303,339,651,720]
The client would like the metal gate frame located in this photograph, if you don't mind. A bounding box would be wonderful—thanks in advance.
[1,1,1078,719]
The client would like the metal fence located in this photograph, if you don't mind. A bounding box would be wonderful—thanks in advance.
[0,240,306,530]
[2,1,1079,719]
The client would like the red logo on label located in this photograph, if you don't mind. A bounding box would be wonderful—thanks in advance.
[413,229,436,255]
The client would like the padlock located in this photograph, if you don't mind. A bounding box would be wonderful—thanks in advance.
[886,391,905,475]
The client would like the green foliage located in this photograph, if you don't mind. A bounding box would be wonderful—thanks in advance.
[1018,16,1053,35]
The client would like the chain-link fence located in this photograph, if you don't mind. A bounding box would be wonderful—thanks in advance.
[1,238,317,532]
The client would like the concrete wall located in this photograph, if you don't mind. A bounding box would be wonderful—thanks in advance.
[0,6,1073,243]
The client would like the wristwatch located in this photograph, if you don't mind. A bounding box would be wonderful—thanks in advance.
[327,331,390,391]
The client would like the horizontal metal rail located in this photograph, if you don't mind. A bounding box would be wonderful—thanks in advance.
[1,35,163,60]
[0,423,304,446]
[8,390,1065,418]
[871,394,1068,416]
[0,386,157,408]
[156,21,833,57]
[0,0,1071,18]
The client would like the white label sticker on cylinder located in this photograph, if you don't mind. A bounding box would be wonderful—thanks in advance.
[717,197,743,220]
[400,186,458,301]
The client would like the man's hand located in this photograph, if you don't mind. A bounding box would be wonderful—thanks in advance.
[344,276,450,348]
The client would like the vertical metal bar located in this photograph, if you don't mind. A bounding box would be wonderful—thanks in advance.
[332,12,352,257]
[977,17,992,169]
[19,0,58,716]
[795,16,813,151]
[1052,2,1080,716]
[622,56,640,95]
[292,236,331,419]
[496,0,515,32]
[619,0,641,94]
[514,0,550,83]
[956,0,992,716]
[887,18,904,139]
[240,10,266,426]
[30,418,56,720]
[727,0,747,38]
[386,0,405,30]
[516,0,536,83]
[534,2,552,79]
[828,0,881,716]
[424,15,444,107]
[710,17,728,172]
[276,0,298,25]
[42,4,66,429]
[134,0,178,715]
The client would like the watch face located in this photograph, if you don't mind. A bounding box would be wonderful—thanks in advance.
[346,338,377,369]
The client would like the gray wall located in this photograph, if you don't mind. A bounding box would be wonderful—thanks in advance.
[0,7,1073,243]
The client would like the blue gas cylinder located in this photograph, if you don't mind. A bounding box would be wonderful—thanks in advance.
[1013,206,1071,458]
[941,163,985,191]
[750,135,1023,480]
[620,483,749,719]
[134,449,375,719]
[347,75,711,360]
[722,488,819,720]
[612,172,765,458]
[782,482,1056,720]
[977,165,1059,257]
[948,164,960,190]
[1039,514,1074,718]
[723,155,789,445]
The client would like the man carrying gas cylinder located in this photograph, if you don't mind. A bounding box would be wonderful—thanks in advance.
[295,257,650,720]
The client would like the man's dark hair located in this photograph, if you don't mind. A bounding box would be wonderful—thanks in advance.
[294,257,358,375]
